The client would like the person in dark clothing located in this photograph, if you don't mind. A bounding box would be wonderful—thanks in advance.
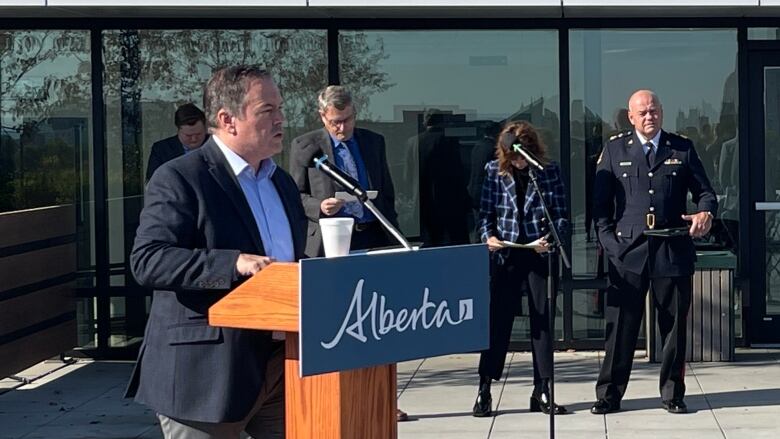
[591,90,717,415]
[406,109,470,247]
[469,121,502,212]
[145,103,208,182]
[472,121,569,418]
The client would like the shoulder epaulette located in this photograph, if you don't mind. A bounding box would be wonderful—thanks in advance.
[674,132,689,140]
[608,130,632,142]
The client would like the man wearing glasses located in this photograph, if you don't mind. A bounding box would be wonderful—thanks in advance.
[290,85,399,260]
[290,86,408,422]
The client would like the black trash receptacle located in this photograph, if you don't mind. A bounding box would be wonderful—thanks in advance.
[646,251,736,362]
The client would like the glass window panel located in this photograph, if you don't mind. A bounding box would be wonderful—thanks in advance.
[102,29,328,287]
[0,30,96,345]
[748,28,780,40]
[75,296,97,349]
[572,289,606,340]
[764,67,780,316]
[569,29,738,278]
[0,30,92,213]
[339,31,559,242]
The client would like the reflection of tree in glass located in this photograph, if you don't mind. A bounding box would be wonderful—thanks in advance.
[1,30,90,130]
[1,29,392,211]
[103,30,332,134]
[0,30,90,212]
[338,32,394,122]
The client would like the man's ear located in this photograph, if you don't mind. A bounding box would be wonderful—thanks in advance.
[217,109,235,134]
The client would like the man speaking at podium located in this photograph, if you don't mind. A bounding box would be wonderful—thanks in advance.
[592,89,717,415]
[126,65,307,438]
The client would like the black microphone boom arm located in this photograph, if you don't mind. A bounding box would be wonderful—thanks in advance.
[313,154,413,251]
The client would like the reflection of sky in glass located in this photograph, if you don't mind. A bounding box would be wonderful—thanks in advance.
[570,29,737,128]
[352,31,559,122]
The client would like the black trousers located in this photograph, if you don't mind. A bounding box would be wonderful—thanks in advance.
[595,266,692,402]
[478,249,553,387]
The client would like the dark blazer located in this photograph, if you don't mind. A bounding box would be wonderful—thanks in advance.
[468,136,497,211]
[126,138,307,423]
[478,160,569,266]
[146,135,184,182]
[593,130,717,277]
[290,127,398,257]
[408,127,470,246]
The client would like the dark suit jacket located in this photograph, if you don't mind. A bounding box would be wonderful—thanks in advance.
[594,130,717,277]
[406,127,470,246]
[290,127,398,257]
[126,138,307,423]
[146,135,184,182]
[468,136,497,211]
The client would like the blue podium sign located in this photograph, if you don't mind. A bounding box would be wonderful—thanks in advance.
[299,244,489,377]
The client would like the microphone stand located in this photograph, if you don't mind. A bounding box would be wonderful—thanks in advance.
[314,154,413,251]
[361,199,413,251]
[527,167,570,439]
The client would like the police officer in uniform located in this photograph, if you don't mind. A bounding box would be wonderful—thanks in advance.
[591,90,717,415]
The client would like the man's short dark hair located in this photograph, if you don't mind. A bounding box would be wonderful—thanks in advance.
[174,103,206,128]
[204,65,272,129]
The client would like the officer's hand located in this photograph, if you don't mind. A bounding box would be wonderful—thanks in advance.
[486,236,505,252]
[236,254,275,277]
[320,197,344,216]
[682,212,713,238]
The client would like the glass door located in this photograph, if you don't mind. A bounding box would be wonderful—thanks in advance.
[748,51,780,344]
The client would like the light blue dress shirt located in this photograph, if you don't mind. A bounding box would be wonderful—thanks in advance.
[213,135,294,262]
[636,130,661,155]
[328,135,375,223]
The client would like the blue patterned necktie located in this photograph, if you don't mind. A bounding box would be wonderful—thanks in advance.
[335,142,364,218]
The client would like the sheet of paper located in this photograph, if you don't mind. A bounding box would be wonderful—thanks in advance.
[501,240,537,249]
[335,190,378,202]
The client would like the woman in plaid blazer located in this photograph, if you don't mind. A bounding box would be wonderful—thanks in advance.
[472,121,569,417]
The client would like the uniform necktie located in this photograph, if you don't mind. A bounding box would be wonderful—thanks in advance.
[645,142,655,168]
[335,142,364,218]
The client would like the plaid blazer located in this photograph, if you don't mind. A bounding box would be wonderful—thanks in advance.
[477,159,569,265]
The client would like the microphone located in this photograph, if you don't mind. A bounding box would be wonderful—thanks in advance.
[500,132,545,171]
[313,154,369,202]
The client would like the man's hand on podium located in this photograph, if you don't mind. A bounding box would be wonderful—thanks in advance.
[236,253,276,276]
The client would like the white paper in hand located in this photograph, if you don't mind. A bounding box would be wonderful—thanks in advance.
[335,190,378,202]
[500,237,545,249]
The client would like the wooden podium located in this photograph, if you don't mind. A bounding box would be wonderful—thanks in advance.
[209,262,397,439]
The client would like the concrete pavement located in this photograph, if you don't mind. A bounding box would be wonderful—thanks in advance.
[1,349,778,438]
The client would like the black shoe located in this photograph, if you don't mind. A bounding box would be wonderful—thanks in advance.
[530,391,569,415]
[662,399,688,414]
[590,399,621,414]
[472,391,492,417]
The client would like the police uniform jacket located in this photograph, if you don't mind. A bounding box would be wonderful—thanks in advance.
[593,130,717,277]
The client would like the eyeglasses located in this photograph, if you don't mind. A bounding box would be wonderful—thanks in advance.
[324,113,355,128]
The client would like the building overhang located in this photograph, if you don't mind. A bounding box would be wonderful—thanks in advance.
[1,1,780,19]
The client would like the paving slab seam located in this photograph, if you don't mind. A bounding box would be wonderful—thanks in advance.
[487,352,517,439]
[597,351,609,439]
[0,360,78,396]
[134,423,160,439]
[398,358,425,400]
[16,373,128,439]
[688,362,728,439]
